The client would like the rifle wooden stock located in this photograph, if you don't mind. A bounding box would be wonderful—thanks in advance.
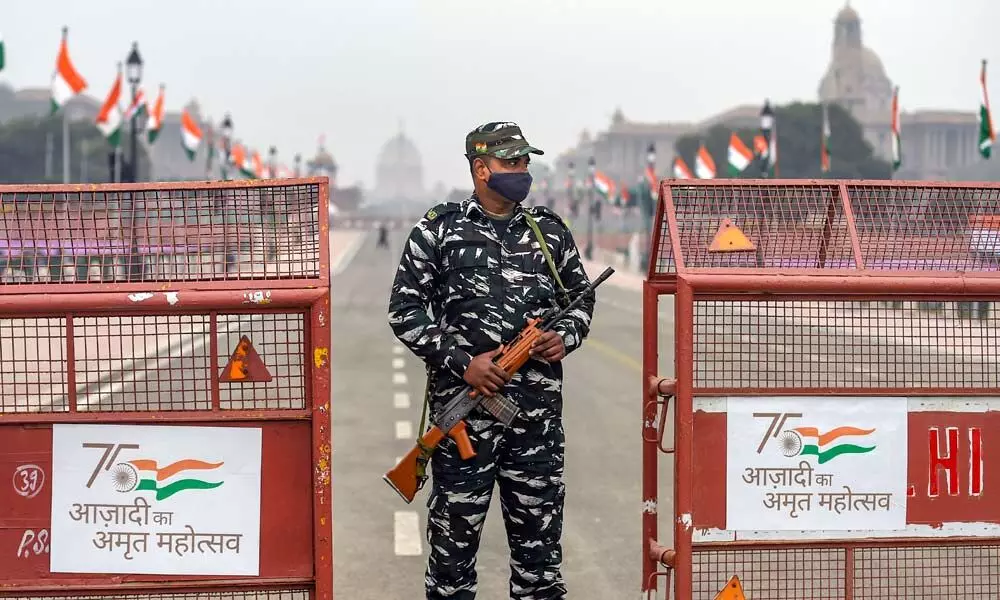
[383,420,475,503]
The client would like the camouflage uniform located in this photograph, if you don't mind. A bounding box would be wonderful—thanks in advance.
[388,162,595,598]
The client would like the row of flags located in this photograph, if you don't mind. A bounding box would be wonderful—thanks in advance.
[43,27,298,179]
[673,127,776,181]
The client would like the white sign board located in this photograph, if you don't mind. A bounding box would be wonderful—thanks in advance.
[50,424,262,575]
[726,396,908,531]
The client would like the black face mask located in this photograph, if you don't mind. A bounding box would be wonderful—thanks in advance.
[485,169,533,204]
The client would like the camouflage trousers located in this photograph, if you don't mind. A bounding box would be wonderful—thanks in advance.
[424,414,567,600]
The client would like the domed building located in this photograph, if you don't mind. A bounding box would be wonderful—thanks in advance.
[373,126,425,202]
[307,142,338,182]
[818,4,895,158]
[554,2,980,184]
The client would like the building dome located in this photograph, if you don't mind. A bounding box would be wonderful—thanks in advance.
[307,141,338,180]
[373,127,425,201]
[818,3,892,124]
[836,4,859,23]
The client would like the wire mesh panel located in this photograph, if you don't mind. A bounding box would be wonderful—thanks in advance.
[652,179,1000,277]
[0,317,68,412]
[217,312,307,410]
[694,299,1000,391]
[652,180,857,276]
[0,180,323,286]
[847,183,1000,271]
[854,544,1000,599]
[2,590,311,600]
[693,547,846,599]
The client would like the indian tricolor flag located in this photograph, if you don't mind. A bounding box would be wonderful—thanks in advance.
[785,426,876,465]
[672,156,694,180]
[593,170,614,201]
[727,133,753,177]
[891,86,901,172]
[645,163,658,200]
[125,88,148,122]
[252,151,264,179]
[230,144,247,176]
[50,27,87,115]
[128,458,224,501]
[979,59,995,159]
[180,108,202,161]
[95,66,123,147]
[147,85,165,144]
[694,145,716,179]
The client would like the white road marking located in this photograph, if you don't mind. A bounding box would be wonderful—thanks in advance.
[394,511,423,556]
[393,372,408,385]
[395,420,413,440]
[393,346,405,355]
[330,231,368,277]
[394,392,411,409]
[392,357,405,369]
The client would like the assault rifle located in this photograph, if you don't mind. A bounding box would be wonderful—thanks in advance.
[384,266,615,503]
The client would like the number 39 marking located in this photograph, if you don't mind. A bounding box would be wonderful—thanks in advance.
[12,464,45,499]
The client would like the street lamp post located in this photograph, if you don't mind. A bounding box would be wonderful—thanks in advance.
[220,114,233,181]
[759,100,774,178]
[294,153,302,178]
[268,146,277,179]
[567,161,575,218]
[125,42,143,183]
[643,142,656,268]
[584,157,596,260]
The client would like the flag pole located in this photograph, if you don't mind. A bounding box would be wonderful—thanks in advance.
[62,106,70,183]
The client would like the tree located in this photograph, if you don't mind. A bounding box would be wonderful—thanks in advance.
[674,102,893,180]
[0,114,150,183]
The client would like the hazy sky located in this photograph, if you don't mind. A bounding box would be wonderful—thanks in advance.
[2,0,996,190]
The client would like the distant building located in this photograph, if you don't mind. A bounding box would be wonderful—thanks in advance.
[555,3,981,184]
[372,126,426,203]
[0,83,213,181]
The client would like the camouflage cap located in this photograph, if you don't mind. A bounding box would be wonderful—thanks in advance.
[465,121,544,160]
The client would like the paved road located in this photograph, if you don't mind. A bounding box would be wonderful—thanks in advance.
[331,230,675,599]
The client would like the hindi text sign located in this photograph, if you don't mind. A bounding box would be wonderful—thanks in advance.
[50,424,262,575]
[726,396,907,531]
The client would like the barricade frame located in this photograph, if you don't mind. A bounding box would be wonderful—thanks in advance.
[0,178,332,600]
[641,179,1000,599]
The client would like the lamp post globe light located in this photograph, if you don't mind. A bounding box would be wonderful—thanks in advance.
[221,113,234,180]
[760,100,774,177]
[125,42,143,182]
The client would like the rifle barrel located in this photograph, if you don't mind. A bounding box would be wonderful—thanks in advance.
[540,266,615,332]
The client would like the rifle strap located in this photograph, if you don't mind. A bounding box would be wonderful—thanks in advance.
[524,212,569,305]
[414,370,434,482]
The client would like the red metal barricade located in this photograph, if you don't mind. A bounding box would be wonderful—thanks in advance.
[642,180,1000,599]
[0,178,331,600]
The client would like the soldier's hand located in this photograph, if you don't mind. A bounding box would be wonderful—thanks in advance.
[464,345,510,397]
[530,331,565,363]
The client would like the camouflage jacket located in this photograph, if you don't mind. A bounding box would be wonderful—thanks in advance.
[387,195,595,421]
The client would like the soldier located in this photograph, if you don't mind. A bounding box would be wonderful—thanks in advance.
[387,121,596,599]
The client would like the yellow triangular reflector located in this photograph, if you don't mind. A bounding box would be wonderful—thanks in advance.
[713,575,746,600]
[708,219,756,253]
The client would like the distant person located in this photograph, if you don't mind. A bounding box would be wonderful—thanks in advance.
[376,222,389,249]
[387,121,596,599]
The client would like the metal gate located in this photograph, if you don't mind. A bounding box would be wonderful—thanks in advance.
[642,180,1000,599]
[0,178,332,600]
